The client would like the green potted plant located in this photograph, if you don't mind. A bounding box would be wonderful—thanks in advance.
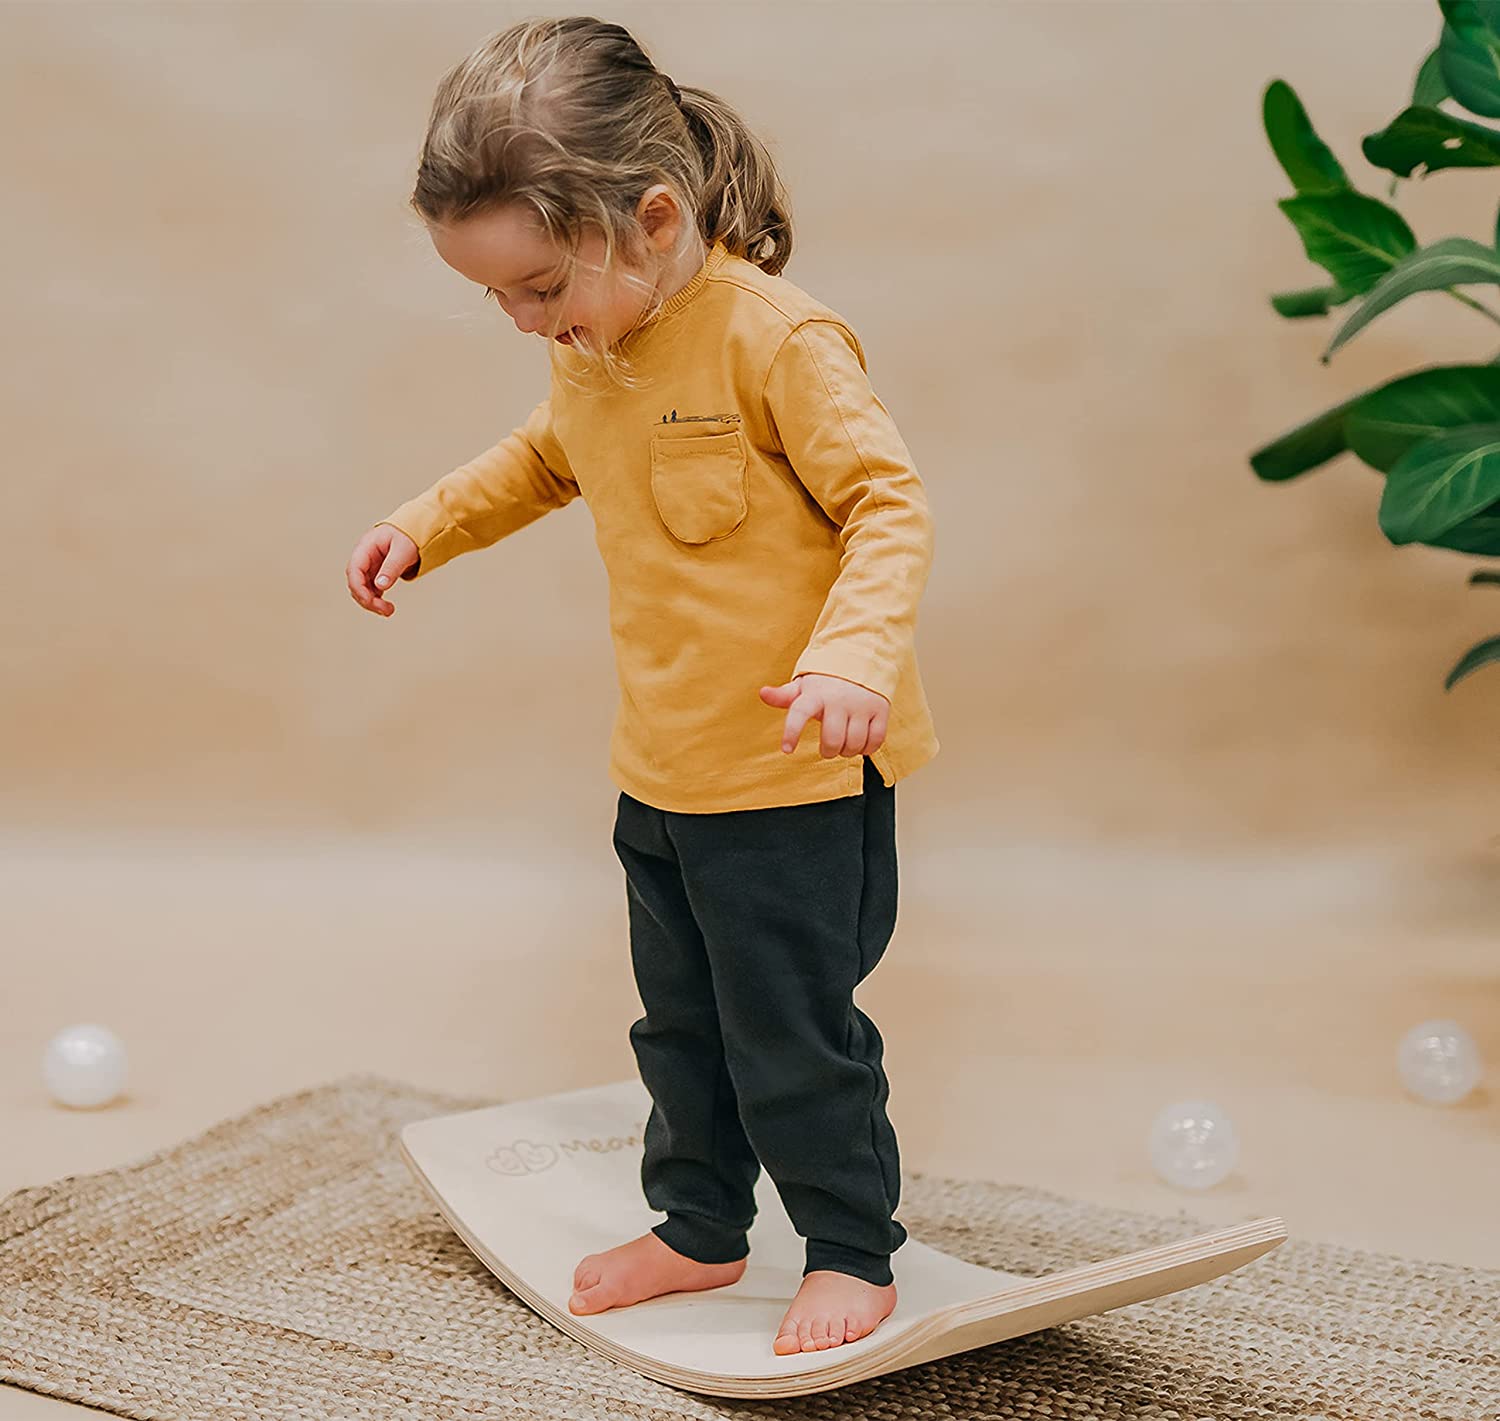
[1253,0,1500,687]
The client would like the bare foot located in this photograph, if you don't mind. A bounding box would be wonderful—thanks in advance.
[773,1270,897,1354]
[568,1231,747,1315]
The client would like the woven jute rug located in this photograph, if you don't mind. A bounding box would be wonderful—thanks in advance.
[0,1075,1493,1420]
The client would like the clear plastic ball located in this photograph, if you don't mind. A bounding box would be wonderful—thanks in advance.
[1397,1019,1482,1105]
[43,1023,129,1108]
[1148,1099,1239,1190]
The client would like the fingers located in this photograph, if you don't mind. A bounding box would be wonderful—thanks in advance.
[819,704,848,758]
[779,680,890,759]
[345,529,397,616]
[842,715,870,756]
[785,705,874,758]
[373,543,412,598]
[781,691,816,753]
[832,713,888,757]
[784,703,861,758]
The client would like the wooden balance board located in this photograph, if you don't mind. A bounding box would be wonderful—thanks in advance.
[398,1078,1288,1399]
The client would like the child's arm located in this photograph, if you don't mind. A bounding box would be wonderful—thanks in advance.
[761,319,934,702]
[377,395,580,581]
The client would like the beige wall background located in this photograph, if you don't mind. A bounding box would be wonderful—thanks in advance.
[3,0,1498,864]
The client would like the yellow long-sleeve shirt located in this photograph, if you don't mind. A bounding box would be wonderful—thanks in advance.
[379,239,938,813]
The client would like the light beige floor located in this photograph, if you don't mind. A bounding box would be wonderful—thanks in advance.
[2,830,1495,1417]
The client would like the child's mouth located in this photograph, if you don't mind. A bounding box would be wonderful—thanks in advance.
[555,327,579,345]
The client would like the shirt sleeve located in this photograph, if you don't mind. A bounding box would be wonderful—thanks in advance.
[760,318,934,701]
[377,394,580,580]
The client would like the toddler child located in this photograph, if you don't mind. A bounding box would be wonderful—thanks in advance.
[344,15,939,1356]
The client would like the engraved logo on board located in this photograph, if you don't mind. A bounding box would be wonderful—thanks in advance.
[485,1119,650,1176]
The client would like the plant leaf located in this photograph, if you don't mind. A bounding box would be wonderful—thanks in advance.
[1428,505,1500,553]
[1270,285,1351,318]
[1254,364,1500,481]
[1444,634,1500,688]
[1324,237,1500,359]
[1379,422,1500,543]
[1277,192,1417,297]
[1362,105,1500,177]
[1414,44,1451,106]
[1439,1,1500,118]
[1346,364,1500,471]
[1250,395,1361,481]
[1262,80,1350,194]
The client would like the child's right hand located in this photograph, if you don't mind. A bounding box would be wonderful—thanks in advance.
[346,523,419,617]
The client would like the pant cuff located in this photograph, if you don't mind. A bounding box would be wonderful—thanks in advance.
[804,1240,895,1286]
[652,1214,750,1265]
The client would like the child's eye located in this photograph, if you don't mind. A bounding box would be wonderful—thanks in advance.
[483,285,561,304]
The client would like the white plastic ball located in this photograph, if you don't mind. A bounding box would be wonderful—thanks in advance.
[1148,1099,1239,1190]
[1397,1019,1482,1105]
[43,1024,129,1108]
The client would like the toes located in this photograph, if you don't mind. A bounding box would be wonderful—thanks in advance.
[568,1278,613,1315]
[573,1260,600,1291]
[773,1319,802,1355]
[774,1294,886,1355]
[815,1316,846,1349]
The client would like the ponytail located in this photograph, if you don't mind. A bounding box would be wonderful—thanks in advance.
[677,86,793,275]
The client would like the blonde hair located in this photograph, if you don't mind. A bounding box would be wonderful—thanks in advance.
[410,15,793,389]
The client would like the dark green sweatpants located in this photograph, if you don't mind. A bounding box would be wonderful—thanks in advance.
[611,755,906,1288]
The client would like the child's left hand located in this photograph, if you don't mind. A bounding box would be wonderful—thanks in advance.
[759,674,890,758]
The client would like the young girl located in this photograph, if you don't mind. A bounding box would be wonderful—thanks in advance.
[345,16,938,1356]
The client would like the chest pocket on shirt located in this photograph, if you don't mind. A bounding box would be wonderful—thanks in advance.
[649,430,748,545]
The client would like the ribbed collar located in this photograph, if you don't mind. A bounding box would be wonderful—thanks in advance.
[639,238,730,330]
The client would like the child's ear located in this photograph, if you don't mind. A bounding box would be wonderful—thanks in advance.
[637,183,683,251]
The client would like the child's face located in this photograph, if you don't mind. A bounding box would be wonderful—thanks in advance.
[428,192,680,350]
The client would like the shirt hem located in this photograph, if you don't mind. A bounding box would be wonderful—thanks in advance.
[609,755,864,813]
[607,738,936,813]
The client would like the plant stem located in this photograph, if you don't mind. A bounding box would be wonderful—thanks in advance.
[1447,289,1500,327]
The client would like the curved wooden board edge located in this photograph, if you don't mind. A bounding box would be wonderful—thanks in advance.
[893,1217,1289,1378]
[650,1218,1290,1397]
[398,1133,1289,1400]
